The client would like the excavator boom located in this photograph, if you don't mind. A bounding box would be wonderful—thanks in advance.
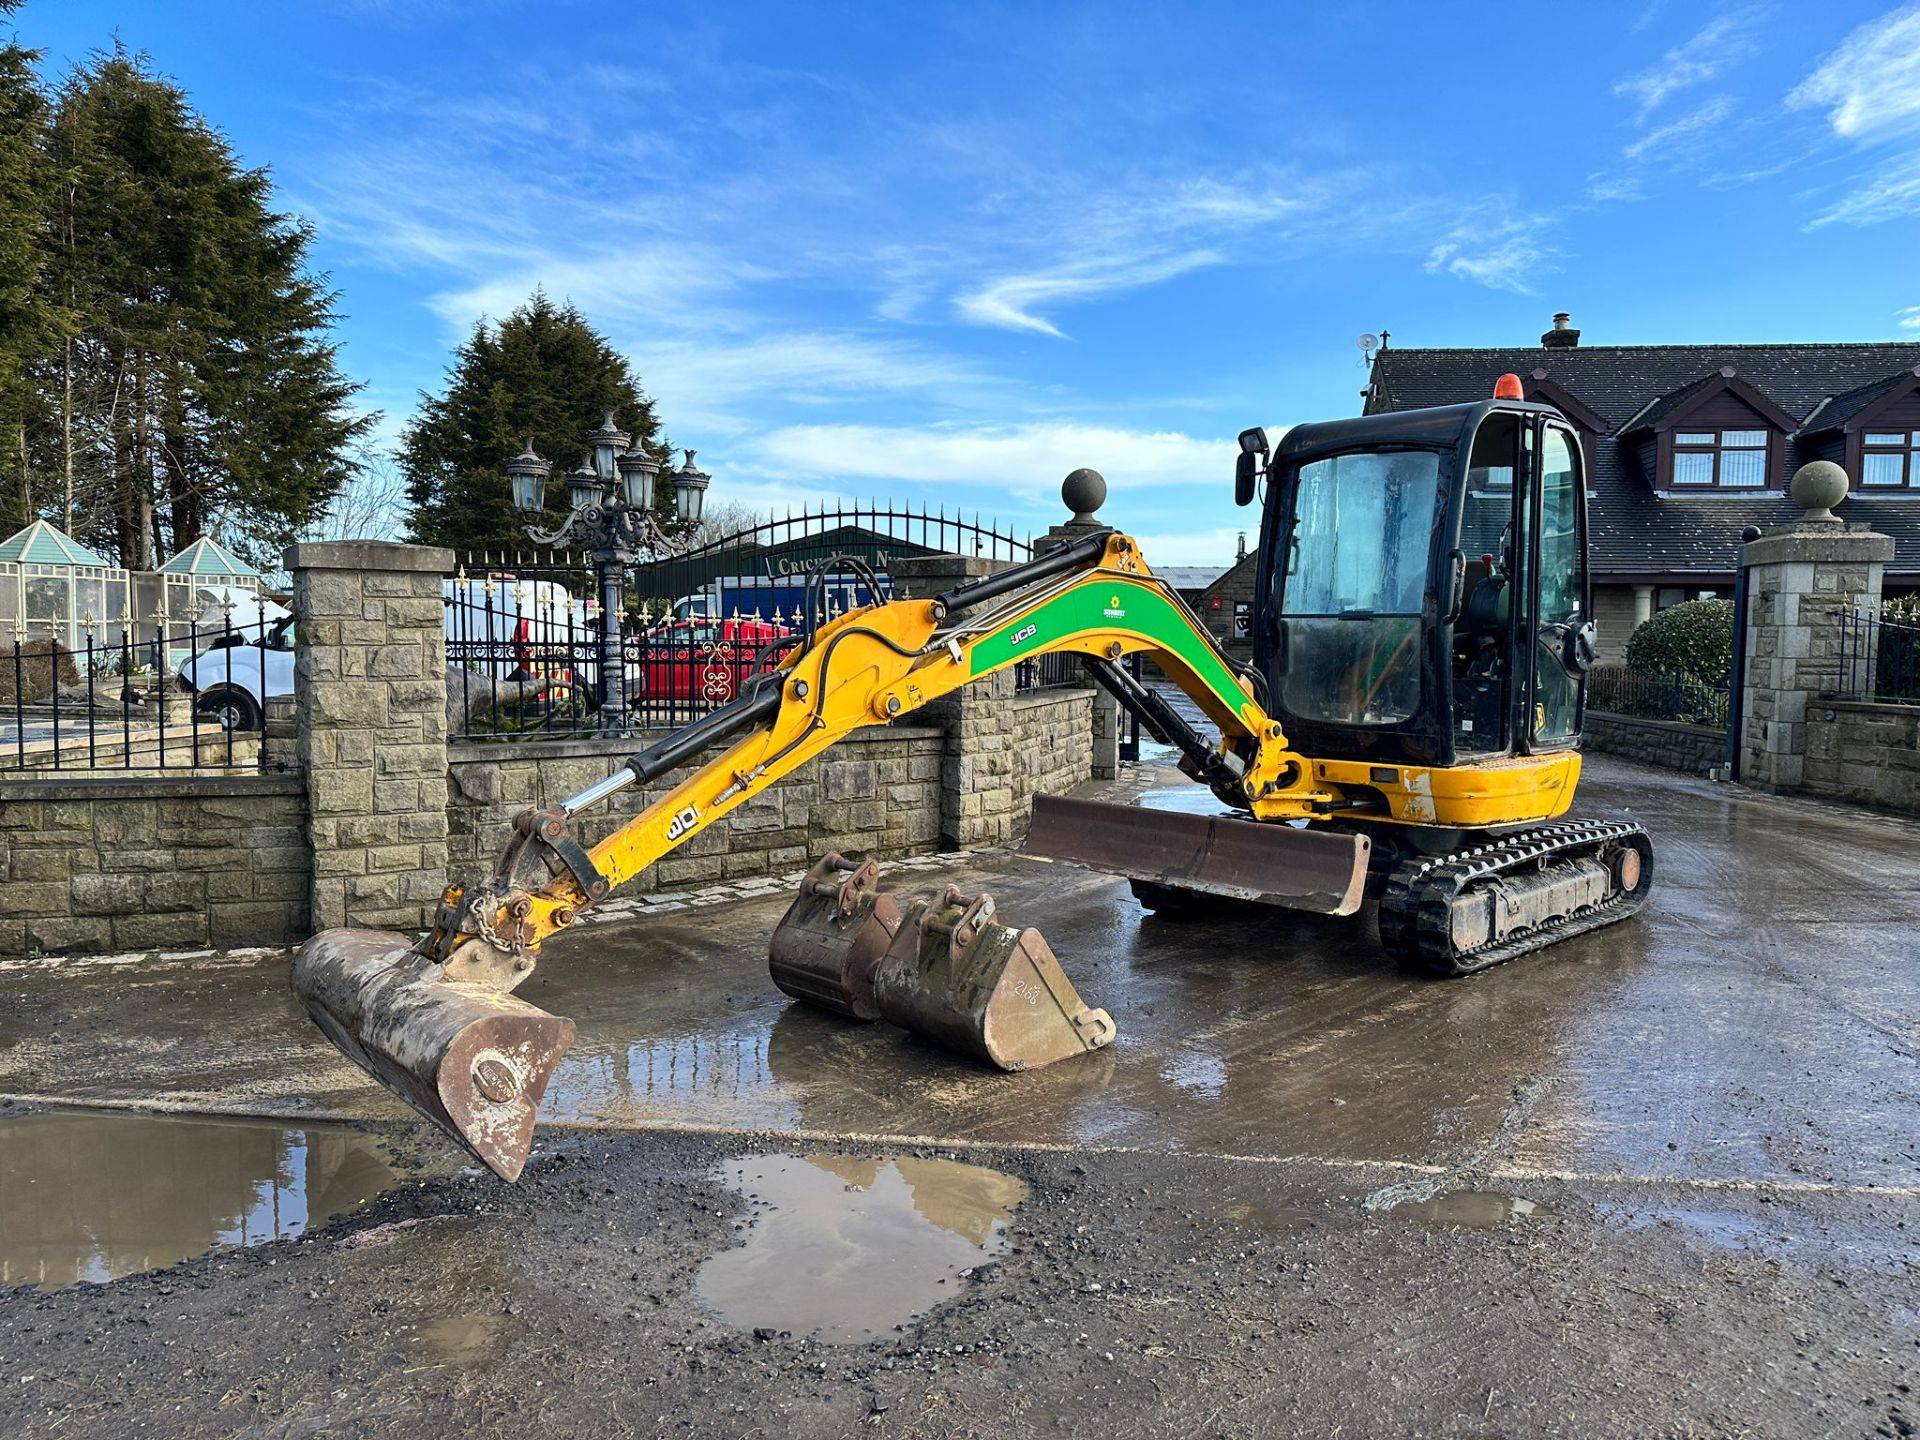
[292,529,1347,1177]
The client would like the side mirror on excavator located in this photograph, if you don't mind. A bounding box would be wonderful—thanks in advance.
[1235,427,1269,506]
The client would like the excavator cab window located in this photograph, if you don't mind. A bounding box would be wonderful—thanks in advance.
[1273,448,1437,728]
[1454,413,1519,753]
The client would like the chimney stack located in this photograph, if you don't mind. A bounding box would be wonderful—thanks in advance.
[1541,312,1580,349]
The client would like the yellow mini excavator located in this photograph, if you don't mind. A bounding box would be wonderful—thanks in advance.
[293,381,1654,1179]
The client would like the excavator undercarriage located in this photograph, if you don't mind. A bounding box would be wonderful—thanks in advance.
[292,389,1655,1180]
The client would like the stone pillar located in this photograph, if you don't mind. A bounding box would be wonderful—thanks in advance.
[1042,467,1121,779]
[1738,462,1891,793]
[285,540,453,933]
[891,553,1019,849]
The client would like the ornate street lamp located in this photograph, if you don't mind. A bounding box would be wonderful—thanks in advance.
[506,412,707,733]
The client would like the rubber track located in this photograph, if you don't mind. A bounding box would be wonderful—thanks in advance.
[1378,818,1652,977]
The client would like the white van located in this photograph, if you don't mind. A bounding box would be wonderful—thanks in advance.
[177,576,577,730]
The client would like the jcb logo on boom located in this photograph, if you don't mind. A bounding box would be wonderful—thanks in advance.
[665,805,700,842]
[1009,623,1038,647]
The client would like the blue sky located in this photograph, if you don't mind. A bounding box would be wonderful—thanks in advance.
[15,0,1920,560]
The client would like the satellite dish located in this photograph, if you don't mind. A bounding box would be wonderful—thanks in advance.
[1357,333,1379,354]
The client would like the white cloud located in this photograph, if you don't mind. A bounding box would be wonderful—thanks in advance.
[954,250,1222,338]
[1615,11,1763,118]
[1127,526,1255,566]
[1789,4,1920,138]
[632,333,998,433]
[741,421,1230,501]
[1806,154,1920,225]
[1899,304,1920,329]
[1424,215,1555,294]
[1623,96,1735,159]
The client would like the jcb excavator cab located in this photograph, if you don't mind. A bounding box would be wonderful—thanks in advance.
[1236,384,1597,771]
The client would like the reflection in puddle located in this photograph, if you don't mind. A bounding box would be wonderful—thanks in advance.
[1395,1191,1555,1228]
[1162,1049,1229,1099]
[1607,1204,1764,1249]
[0,1109,401,1289]
[697,1152,1028,1342]
[1135,785,1229,817]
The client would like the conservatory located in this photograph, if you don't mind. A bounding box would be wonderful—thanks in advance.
[0,519,131,651]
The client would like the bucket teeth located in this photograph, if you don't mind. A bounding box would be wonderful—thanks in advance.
[291,929,575,1182]
[767,853,904,1020]
[869,884,1115,1072]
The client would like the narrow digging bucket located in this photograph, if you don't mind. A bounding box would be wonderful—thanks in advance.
[1021,793,1372,916]
[870,887,1115,1072]
[291,929,575,1181]
[767,853,904,1020]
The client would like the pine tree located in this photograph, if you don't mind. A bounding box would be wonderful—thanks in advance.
[0,9,50,534]
[402,291,670,556]
[36,47,369,568]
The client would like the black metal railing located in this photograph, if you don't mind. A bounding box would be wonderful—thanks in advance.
[1587,666,1731,729]
[450,503,1035,741]
[1014,651,1083,693]
[3,610,282,773]
[1837,608,1920,705]
[446,559,805,740]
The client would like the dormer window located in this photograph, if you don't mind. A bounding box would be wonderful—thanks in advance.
[1672,429,1769,488]
[1863,431,1920,488]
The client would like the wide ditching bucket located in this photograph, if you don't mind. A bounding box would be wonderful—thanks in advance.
[870,886,1115,1071]
[767,853,903,1020]
[291,929,575,1181]
[1021,793,1371,916]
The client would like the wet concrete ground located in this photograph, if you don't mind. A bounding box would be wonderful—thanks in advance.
[2,754,1917,1436]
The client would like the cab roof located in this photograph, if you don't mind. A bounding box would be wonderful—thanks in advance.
[1273,399,1565,467]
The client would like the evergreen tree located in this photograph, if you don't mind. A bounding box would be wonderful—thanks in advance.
[402,291,670,556]
[0,7,49,534]
[36,47,369,568]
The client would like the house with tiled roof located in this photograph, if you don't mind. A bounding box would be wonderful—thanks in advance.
[1364,316,1920,661]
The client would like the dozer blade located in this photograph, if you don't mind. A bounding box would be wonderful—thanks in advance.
[291,929,575,1182]
[767,853,904,1020]
[1021,793,1371,916]
[870,886,1115,1072]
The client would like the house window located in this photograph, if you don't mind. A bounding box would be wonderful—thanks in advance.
[1671,429,1769,488]
[1862,431,1920,488]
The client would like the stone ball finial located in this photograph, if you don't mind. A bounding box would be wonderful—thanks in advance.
[1062,467,1107,523]
[1790,459,1848,522]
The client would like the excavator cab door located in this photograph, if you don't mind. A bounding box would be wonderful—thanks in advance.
[1253,397,1590,769]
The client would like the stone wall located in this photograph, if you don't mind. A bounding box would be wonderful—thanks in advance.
[1583,712,1726,775]
[286,540,453,934]
[0,775,309,955]
[448,725,945,888]
[1802,699,1920,812]
[1739,519,1891,792]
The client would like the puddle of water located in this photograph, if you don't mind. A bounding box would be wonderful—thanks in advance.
[1605,1204,1765,1249]
[0,1109,402,1289]
[1135,785,1228,817]
[1393,1191,1555,1228]
[696,1152,1028,1342]
[415,1313,525,1366]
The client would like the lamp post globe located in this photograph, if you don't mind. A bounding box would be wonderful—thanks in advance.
[671,448,710,527]
[586,411,631,485]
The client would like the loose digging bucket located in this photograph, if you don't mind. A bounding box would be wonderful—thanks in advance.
[870,886,1115,1071]
[766,853,903,1020]
[290,929,575,1181]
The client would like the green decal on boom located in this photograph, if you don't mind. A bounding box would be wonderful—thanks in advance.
[969,580,1250,718]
